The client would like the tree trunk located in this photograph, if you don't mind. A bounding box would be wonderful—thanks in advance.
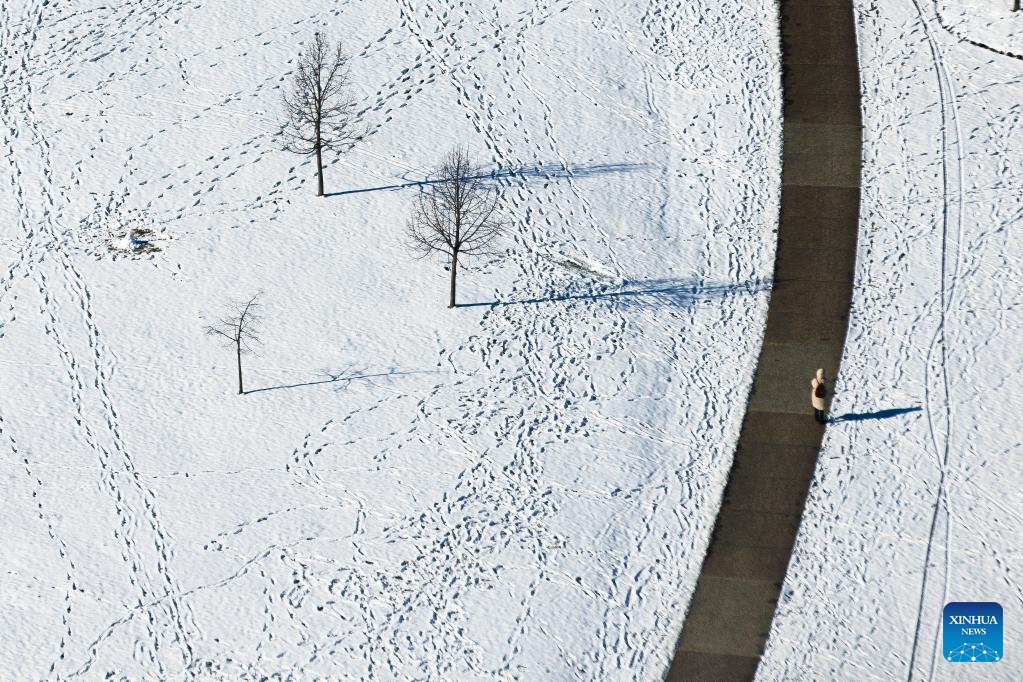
[236,342,244,394]
[1015,0,1021,12]
[448,251,458,308]
[315,125,324,197]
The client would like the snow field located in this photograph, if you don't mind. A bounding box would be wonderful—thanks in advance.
[0,0,781,678]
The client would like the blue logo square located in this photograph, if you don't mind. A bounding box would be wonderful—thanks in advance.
[943,602,1002,663]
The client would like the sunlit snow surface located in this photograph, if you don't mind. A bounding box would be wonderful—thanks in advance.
[760,2,1023,681]
[0,0,780,678]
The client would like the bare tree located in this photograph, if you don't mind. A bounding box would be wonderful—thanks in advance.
[282,32,361,197]
[205,293,262,394]
[407,148,504,308]
[1015,0,1020,12]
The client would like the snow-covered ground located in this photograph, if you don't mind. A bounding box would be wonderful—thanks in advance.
[0,0,780,678]
[936,0,1023,56]
[760,2,1023,681]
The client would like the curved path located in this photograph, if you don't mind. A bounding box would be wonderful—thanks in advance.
[666,0,862,679]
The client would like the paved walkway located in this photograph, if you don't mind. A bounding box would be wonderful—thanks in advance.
[665,0,862,679]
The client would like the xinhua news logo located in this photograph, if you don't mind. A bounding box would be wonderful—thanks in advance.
[943,602,1002,663]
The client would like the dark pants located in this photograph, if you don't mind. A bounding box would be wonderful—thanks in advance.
[814,409,826,424]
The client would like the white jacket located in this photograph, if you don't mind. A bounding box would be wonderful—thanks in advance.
[811,368,827,410]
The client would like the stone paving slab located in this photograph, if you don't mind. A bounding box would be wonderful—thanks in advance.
[724,462,816,513]
[775,245,856,283]
[677,577,779,658]
[782,153,861,188]
[779,185,860,218]
[699,544,794,582]
[670,652,760,680]
[711,507,803,550]
[731,442,820,481]
[761,310,848,345]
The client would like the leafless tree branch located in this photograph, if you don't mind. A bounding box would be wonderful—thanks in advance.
[205,292,263,394]
[281,32,362,196]
[407,147,505,308]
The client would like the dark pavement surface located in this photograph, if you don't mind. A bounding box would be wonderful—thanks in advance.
[665,0,862,679]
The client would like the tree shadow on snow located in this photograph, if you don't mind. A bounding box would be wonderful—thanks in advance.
[324,161,652,197]
[247,366,439,395]
[461,278,772,309]
[830,406,922,423]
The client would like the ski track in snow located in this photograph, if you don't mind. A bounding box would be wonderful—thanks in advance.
[0,0,780,678]
[901,1,970,677]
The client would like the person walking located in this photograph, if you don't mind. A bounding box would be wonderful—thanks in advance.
[811,368,828,424]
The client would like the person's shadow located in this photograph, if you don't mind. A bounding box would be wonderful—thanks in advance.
[830,406,922,423]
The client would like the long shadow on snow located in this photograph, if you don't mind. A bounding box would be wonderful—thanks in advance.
[461,278,772,309]
[247,367,439,395]
[830,406,922,423]
[325,161,651,197]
